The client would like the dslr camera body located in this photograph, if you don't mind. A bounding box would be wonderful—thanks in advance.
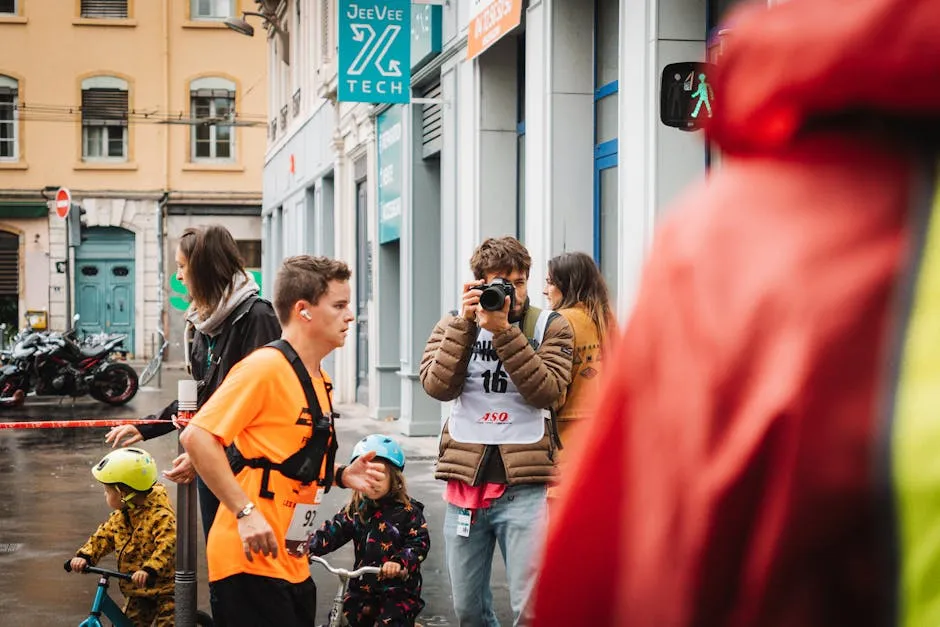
[475,278,516,312]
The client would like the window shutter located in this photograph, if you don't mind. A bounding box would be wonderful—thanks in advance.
[319,0,330,60]
[421,82,442,159]
[81,0,128,18]
[82,89,128,126]
[0,232,18,298]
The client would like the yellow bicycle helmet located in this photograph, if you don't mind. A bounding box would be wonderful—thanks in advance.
[92,448,158,495]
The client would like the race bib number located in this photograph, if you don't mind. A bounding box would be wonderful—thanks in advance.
[284,485,324,558]
[477,411,512,424]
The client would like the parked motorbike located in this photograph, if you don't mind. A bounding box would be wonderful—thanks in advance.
[0,316,138,407]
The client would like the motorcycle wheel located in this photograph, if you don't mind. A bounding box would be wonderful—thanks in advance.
[0,374,26,408]
[90,362,139,406]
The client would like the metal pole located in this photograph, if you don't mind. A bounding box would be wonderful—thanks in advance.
[174,445,199,626]
[64,221,71,331]
[175,381,199,627]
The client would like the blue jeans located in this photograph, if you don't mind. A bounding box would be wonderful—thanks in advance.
[443,484,547,627]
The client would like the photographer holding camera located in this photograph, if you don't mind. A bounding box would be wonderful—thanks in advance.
[420,236,574,626]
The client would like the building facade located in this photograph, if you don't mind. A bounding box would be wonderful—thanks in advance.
[261,0,753,430]
[0,0,267,359]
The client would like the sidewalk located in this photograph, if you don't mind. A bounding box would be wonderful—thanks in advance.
[333,401,442,463]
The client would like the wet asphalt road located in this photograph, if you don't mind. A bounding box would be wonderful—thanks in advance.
[0,368,517,626]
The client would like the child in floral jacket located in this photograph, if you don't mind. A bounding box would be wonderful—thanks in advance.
[308,435,430,627]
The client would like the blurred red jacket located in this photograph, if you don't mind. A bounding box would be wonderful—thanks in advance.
[533,0,940,625]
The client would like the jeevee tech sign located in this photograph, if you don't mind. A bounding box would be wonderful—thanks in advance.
[339,0,412,104]
[467,0,524,59]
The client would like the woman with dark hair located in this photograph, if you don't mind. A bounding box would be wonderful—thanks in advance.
[542,251,614,498]
[105,224,281,536]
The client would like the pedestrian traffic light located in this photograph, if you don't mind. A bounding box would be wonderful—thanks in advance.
[67,204,88,247]
[660,62,716,131]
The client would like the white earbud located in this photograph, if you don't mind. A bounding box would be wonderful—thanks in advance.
[300,310,312,321]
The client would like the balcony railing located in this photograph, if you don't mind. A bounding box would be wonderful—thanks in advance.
[291,89,301,118]
[279,105,288,131]
[269,119,277,142]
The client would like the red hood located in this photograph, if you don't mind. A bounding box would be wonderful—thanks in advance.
[708,0,940,154]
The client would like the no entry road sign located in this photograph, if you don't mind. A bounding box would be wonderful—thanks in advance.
[55,188,71,219]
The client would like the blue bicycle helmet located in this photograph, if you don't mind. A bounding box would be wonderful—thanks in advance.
[350,434,406,470]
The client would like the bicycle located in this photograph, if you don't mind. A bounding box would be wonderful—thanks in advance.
[64,560,212,627]
[310,555,382,627]
[138,329,167,387]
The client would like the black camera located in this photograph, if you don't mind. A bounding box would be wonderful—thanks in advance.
[476,278,515,312]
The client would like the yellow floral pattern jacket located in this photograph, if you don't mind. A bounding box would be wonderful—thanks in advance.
[76,483,176,598]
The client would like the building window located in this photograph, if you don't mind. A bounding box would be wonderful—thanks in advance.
[191,0,233,20]
[81,0,129,19]
[0,0,16,15]
[236,240,262,268]
[190,77,235,161]
[81,76,128,161]
[594,0,619,303]
[0,75,18,161]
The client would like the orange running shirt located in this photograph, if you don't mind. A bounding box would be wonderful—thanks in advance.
[190,346,333,584]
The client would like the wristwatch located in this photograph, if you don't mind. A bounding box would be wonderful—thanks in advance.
[236,502,255,519]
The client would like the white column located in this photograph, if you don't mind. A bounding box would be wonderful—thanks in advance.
[398,101,443,437]
[333,130,358,403]
[524,0,550,293]
[548,0,594,257]
[618,0,707,317]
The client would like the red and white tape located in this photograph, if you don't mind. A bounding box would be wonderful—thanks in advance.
[0,418,190,430]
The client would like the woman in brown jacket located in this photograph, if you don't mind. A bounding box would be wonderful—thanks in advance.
[542,251,614,498]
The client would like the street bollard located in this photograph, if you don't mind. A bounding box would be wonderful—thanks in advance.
[175,380,199,627]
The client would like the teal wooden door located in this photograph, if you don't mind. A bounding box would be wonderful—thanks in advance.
[75,227,135,353]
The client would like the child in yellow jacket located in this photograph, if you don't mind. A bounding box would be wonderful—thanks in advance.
[68,448,176,627]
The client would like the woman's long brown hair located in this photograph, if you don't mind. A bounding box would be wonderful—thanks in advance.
[547,252,613,342]
[178,225,247,317]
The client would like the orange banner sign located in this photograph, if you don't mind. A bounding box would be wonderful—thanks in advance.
[467,0,524,60]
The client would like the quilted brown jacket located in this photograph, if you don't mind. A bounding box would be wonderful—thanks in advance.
[421,305,574,486]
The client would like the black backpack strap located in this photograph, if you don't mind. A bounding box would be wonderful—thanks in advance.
[268,339,322,416]
[267,339,338,491]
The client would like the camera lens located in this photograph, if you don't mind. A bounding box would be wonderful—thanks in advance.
[479,286,505,311]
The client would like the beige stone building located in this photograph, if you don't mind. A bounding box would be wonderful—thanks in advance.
[0,0,267,358]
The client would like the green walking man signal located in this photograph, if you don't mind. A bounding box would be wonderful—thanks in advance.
[690,73,714,119]
[660,62,716,131]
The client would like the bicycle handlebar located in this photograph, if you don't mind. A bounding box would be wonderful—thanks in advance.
[309,555,381,579]
[63,560,155,587]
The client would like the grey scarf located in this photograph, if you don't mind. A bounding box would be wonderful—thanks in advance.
[185,272,260,338]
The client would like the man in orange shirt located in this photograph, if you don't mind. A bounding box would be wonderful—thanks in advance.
[182,256,387,627]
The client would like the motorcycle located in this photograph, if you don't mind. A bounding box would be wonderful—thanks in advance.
[0,316,138,407]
